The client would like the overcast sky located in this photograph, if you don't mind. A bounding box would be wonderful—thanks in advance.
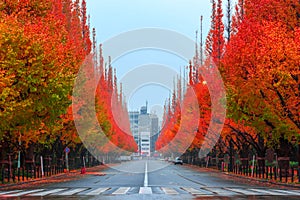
[86,0,236,120]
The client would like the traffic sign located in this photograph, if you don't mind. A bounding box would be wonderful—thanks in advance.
[64,147,70,153]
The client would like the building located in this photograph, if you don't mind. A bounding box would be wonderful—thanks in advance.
[140,132,150,156]
[140,106,147,115]
[128,102,160,156]
[129,111,139,153]
[138,105,150,156]
[150,114,159,153]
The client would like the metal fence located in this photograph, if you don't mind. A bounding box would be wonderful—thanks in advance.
[232,164,300,183]
[0,157,102,184]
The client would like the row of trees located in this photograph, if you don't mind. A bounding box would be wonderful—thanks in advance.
[156,0,299,169]
[0,0,136,169]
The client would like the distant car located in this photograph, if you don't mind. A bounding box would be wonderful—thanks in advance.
[174,157,183,165]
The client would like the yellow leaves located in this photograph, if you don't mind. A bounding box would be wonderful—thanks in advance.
[0,68,15,90]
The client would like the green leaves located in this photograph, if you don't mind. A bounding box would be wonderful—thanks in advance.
[0,0,92,155]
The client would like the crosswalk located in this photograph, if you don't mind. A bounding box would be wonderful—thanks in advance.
[0,187,300,197]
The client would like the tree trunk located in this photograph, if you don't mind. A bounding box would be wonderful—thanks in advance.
[277,135,290,176]
[229,139,234,172]
[239,144,249,166]
[257,135,266,168]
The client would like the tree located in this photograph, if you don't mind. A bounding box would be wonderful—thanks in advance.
[205,0,225,66]
[225,0,232,42]
[0,0,90,165]
[205,0,216,57]
[221,0,299,167]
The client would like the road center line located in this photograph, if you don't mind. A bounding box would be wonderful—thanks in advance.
[139,161,152,194]
[144,161,148,187]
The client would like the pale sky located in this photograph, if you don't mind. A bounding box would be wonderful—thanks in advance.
[86,0,236,120]
[87,0,213,42]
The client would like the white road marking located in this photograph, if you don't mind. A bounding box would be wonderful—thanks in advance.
[0,190,22,195]
[29,188,67,196]
[226,188,264,195]
[3,187,300,196]
[181,187,212,195]
[139,187,152,194]
[3,189,44,197]
[206,187,239,195]
[161,187,178,195]
[54,188,88,195]
[112,187,130,195]
[144,161,148,187]
[270,189,300,195]
[249,188,287,195]
[85,187,110,195]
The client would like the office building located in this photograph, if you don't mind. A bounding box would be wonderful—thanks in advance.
[128,102,160,156]
[150,114,159,153]
[129,111,139,153]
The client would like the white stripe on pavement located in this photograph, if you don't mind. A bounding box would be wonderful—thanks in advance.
[3,189,44,197]
[270,189,300,195]
[226,188,264,195]
[29,188,67,196]
[55,188,88,195]
[139,187,152,194]
[161,187,178,195]
[0,190,22,195]
[206,187,239,195]
[85,187,110,195]
[181,187,212,195]
[4,187,300,196]
[112,187,130,195]
[249,188,287,195]
[144,161,148,187]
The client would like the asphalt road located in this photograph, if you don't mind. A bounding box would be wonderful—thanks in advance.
[1,159,300,199]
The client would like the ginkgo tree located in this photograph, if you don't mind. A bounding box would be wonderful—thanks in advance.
[222,0,299,153]
[0,0,137,167]
[0,0,91,166]
[156,0,299,170]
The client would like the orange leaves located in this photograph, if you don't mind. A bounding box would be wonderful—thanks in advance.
[0,0,93,155]
[221,0,300,147]
[156,63,222,154]
[92,59,137,154]
[205,0,225,66]
[157,0,299,158]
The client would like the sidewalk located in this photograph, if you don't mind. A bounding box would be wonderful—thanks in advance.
[0,164,109,190]
[184,164,300,189]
